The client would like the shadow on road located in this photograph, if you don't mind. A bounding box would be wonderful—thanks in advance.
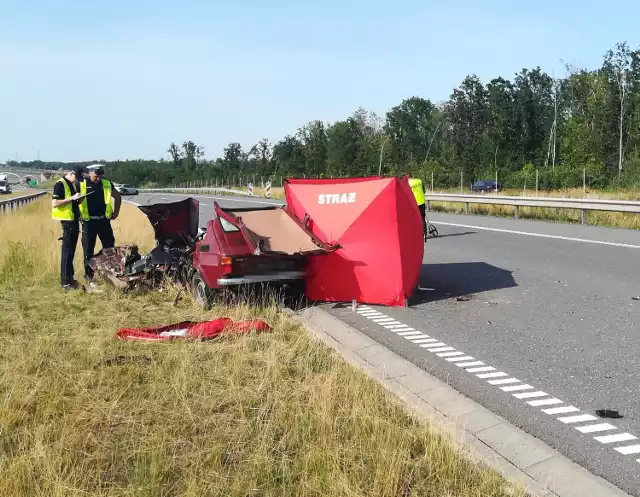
[409,262,518,305]
[429,231,476,239]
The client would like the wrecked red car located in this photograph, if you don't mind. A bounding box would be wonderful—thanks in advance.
[89,197,338,307]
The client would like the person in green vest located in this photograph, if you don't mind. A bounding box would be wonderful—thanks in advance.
[408,176,428,241]
[78,164,122,287]
[51,166,85,290]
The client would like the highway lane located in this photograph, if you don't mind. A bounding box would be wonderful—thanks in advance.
[129,192,640,495]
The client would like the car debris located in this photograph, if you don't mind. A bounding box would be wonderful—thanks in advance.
[116,317,271,341]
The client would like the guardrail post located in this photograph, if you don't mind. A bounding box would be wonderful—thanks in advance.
[465,202,470,215]
[426,200,431,212]
[580,209,587,225]
[514,205,520,219]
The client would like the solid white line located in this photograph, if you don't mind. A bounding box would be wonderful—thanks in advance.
[527,398,563,407]
[427,346,455,353]
[615,445,640,455]
[488,378,520,385]
[446,356,474,362]
[542,406,580,415]
[456,361,485,367]
[558,414,599,424]
[419,342,447,348]
[477,372,509,379]
[513,391,548,399]
[594,433,637,444]
[466,366,496,373]
[432,221,640,249]
[437,351,465,358]
[412,338,438,344]
[575,423,617,434]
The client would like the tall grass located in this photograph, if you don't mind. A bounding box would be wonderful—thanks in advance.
[0,198,526,496]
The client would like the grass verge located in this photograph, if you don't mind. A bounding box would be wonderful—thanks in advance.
[0,198,526,496]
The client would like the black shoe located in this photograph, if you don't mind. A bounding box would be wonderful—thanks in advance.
[61,281,80,290]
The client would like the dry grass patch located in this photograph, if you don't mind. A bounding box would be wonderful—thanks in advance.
[0,198,526,497]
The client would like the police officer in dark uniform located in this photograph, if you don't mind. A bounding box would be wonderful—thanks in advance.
[77,164,122,286]
[51,166,85,289]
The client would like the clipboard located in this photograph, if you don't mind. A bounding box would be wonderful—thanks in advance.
[75,190,96,200]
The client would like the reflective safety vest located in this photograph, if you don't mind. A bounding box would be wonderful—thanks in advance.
[51,178,76,221]
[78,179,113,221]
[409,178,425,205]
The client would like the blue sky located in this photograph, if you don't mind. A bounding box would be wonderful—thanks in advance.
[2,0,639,162]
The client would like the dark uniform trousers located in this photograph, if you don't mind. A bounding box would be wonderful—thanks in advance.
[418,203,427,235]
[60,220,80,286]
[82,218,116,280]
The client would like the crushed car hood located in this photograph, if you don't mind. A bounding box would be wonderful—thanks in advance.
[138,197,200,243]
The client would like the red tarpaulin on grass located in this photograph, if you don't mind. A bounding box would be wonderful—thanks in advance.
[117,318,271,341]
[284,175,424,307]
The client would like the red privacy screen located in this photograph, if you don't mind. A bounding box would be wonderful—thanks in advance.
[284,175,424,307]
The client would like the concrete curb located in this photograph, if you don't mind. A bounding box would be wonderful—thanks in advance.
[284,305,632,497]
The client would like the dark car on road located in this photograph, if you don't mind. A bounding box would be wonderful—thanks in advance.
[471,180,501,193]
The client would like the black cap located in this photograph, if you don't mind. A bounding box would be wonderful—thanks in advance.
[72,166,85,178]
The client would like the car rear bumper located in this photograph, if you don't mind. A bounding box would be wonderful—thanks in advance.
[217,270,305,286]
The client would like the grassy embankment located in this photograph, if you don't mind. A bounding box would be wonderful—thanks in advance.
[428,187,640,230]
[0,198,526,496]
[0,189,39,200]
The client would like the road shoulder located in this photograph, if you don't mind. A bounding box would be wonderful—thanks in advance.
[286,304,632,497]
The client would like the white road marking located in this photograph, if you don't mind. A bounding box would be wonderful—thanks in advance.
[513,391,548,399]
[594,433,638,444]
[456,361,485,367]
[412,338,439,344]
[432,221,640,250]
[615,445,640,455]
[488,378,520,385]
[397,331,423,337]
[446,356,475,362]
[576,423,618,434]
[372,318,396,323]
[501,384,534,392]
[427,346,455,353]
[542,406,580,415]
[477,372,509,379]
[558,414,599,424]
[419,342,447,348]
[437,351,465,358]
[466,366,496,373]
[386,325,414,331]
[527,398,563,407]
[401,333,428,340]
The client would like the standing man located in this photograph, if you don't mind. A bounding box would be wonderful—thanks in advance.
[51,166,85,290]
[408,176,428,241]
[78,164,122,286]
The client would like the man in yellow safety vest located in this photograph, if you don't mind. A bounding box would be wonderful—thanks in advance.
[51,166,85,289]
[409,177,428,241]
[78,164,122,286]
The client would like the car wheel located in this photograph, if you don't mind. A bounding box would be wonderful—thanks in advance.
[191,271,213,309]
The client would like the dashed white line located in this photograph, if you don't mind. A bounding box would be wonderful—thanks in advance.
[558,414,599,424]
[594,433,637,444]
[488,378,521,385]
[527,398,563,407]
[477,372,509,379]
[542,406,580,415]
[513,391,548,399]
[576,423,617,434]
[353,304,640,464]
[615,445,640,455]
[501,384,534,392]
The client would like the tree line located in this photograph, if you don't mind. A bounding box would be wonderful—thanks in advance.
[9,41,640,190]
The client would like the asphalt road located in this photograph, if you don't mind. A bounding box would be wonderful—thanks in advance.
[130,192,640,496]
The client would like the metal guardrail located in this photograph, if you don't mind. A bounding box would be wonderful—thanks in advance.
[0,191,48,213]
[425,193,640,224]
[138,187,255,197]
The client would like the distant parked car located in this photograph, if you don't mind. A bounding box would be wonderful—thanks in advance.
[114,183,138,195]
[471,180,501,193]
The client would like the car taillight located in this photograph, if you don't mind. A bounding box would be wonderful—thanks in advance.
[220,255,233,275]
